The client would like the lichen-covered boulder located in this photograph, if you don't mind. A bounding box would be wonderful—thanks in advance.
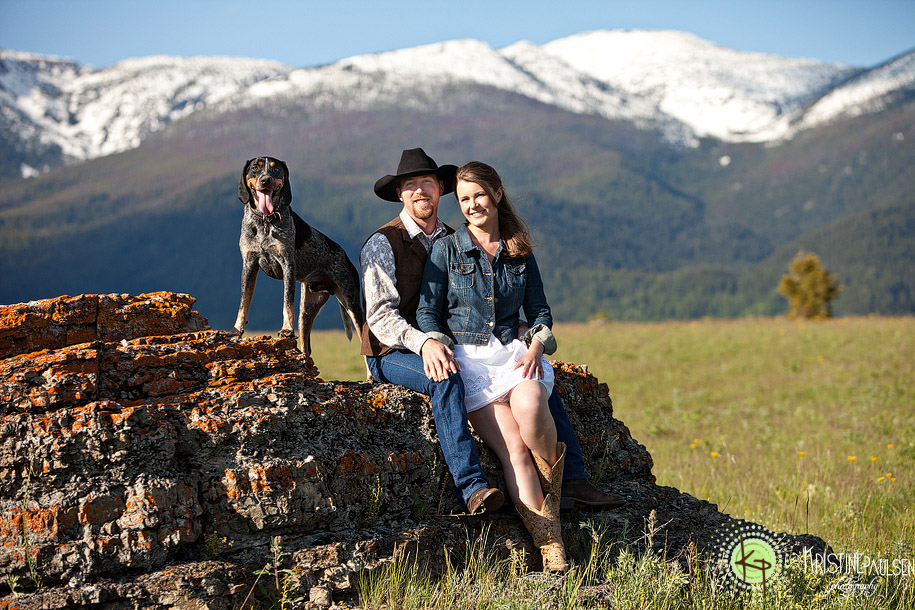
[0,292,826,608]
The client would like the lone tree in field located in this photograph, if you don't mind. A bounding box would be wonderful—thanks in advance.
[778,251,843,319]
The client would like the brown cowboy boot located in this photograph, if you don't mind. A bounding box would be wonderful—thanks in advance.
[561,479,626,510]
[531,442,566,516]
[515,495,569,572]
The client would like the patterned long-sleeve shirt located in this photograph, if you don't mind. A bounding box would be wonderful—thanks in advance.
[360,209,448,355]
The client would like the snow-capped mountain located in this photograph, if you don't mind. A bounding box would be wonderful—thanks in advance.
[234,31,865,145]
[0,51,289,173]
[538,30,863,141]
[2,30,913,177]
[797,47,915,129]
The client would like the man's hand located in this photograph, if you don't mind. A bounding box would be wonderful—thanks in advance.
[421,339,461,382]
[515,339,545,380]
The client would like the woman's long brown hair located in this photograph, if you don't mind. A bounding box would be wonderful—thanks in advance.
[455,161,534,258]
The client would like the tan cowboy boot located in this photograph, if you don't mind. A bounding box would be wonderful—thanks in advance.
[515,495,569,572]
[531,442,566,516]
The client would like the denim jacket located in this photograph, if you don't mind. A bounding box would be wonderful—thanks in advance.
[417,225,556,353]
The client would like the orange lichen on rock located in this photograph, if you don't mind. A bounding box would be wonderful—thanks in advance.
[0,294,98,360]
[337,450,380,476]
[0,293,209,362]
[96,292,208,343]
[0,343,99,412]
[388,451,422,471]
[78,493,127,528]
[0,503,77,548]
[248,465,295,492]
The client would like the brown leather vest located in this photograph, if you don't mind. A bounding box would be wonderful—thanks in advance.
[360,217,453,357]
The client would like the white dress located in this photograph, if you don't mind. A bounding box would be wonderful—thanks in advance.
[454,334,555,413]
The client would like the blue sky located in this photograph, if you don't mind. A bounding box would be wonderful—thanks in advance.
[1,0,913,69]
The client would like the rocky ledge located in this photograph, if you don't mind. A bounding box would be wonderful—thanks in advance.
[0,292,827,608]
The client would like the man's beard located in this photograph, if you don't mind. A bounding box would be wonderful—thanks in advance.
[412,201,435,220]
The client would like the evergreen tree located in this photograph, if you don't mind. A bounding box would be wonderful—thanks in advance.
[777,251,843,319]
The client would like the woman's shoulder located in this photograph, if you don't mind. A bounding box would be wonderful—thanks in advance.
[505,250,535,264]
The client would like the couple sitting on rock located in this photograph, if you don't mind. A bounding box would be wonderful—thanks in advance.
[360,148,625,572]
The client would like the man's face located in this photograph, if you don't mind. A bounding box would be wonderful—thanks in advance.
[397,174,443,223]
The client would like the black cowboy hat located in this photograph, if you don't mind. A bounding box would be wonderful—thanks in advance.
[373,147,457,202]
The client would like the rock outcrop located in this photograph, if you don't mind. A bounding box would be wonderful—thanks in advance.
[0,292,826,608]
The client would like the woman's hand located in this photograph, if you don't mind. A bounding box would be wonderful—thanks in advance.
[421,339,461,382]
[515,339,545,380]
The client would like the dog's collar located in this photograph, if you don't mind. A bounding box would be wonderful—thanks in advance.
[252,206,283,224]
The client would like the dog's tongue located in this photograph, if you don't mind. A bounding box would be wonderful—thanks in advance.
[255,190,274,216]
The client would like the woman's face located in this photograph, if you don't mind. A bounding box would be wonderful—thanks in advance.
[456,179,500,232]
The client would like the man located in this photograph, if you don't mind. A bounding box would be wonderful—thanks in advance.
[360,147,624,514]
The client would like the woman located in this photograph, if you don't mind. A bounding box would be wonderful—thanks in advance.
[417,161,568,572]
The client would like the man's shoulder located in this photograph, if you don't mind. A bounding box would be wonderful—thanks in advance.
[361,228,396,267]
[362,217,403,248]
[378,216,407,235]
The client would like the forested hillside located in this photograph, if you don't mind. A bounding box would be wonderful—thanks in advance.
[1,87,913,328]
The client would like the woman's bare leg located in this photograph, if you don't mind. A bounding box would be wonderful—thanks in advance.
[468,402,544,508]
[507,380,557,464]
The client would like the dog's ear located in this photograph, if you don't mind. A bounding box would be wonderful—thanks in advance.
[279,160,292,205]
[238,159,253,204]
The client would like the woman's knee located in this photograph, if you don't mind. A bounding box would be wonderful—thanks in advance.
[510,382,550,416]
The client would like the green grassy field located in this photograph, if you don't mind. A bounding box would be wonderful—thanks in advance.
[306,316,913,607]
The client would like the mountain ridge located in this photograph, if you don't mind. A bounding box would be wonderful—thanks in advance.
[1,82,911,327]
[3,29,913,178]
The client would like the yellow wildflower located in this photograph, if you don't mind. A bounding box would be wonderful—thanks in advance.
[870,456,877,462]
[711,452,719,458]
[878,477,886,482]
[888,444,894,449]
[848,456,857,462]
[798,451,805,457]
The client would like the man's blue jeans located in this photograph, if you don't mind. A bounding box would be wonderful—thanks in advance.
[549,388,587,480]
[367,351,489,506]
[368,351,588,503]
